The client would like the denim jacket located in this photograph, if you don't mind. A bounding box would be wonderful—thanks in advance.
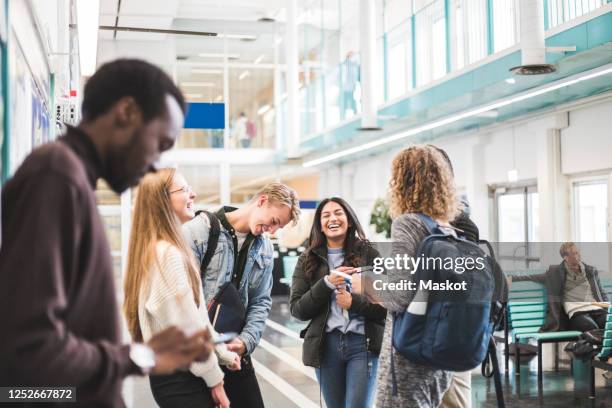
[183,211,274,354]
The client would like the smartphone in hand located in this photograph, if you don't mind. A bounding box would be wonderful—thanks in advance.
[213,332,238,345]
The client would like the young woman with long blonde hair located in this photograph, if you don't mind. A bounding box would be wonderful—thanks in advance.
[124,168,239,408]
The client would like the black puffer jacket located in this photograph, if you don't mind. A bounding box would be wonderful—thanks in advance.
[290,243,386,368]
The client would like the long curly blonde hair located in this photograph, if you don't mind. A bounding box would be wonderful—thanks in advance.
[389,145,459,220]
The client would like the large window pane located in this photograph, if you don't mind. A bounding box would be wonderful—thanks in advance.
[415,0,446,86]
[179,165,221,207]
[498,193,525,242]
[384,0,413,31]
[548,0,605,29]
[386,20,412,100]
[493,0,520,52]
[496,187,540,270]
[229,68,275,149]
[573,180,608,242]
[449,0,487,70]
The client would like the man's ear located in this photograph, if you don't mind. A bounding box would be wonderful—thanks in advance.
[114,96,142,128]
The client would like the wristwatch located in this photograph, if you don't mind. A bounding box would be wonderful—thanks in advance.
[129,343,156,375]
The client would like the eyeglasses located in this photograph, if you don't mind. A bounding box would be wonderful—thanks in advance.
[168,185,193,195]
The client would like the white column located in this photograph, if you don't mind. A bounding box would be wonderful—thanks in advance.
[285,0,300,157]
[537,127,569,246]
[274,25,282,152]
[220,162,231,204]
[120,188,132,280]
[464,139,491,239]
[359,0,379,129]
[223,35,231,149]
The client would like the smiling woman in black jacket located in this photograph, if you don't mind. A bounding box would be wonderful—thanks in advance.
[290,197,386,408]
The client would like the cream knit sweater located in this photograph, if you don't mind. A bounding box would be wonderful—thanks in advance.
[138,241,236,387]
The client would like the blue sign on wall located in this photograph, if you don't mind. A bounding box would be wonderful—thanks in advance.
[184,103,225,129]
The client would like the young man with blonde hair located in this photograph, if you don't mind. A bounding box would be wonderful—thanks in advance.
[183,182,300,407]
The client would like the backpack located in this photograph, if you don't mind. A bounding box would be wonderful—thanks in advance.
[195,210,247,334]
[391,214,495,372]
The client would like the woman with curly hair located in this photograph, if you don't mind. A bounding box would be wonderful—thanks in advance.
[290,197,386,408]
[375,145,460,408]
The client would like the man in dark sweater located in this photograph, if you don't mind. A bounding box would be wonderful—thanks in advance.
[0,60,213,407]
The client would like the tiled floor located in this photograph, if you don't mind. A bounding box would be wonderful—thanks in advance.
[126,296,612,407]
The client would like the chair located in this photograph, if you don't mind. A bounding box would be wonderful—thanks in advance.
[506,281,582,392]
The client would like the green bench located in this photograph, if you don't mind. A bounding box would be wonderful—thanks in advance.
[505,280,582,391]
[588,278,612,399]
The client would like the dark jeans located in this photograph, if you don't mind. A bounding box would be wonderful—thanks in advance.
[149,370,213,408]
[569,309,607,332]
[222,355,264,408]
[315,330,378,408]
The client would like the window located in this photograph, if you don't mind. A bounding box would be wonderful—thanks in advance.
[573,180,608,242]
[386,20,412,99]
[449,0,487,70]
[415,0,447,86]
[548,0,605,29]
[495,185,540,269]
[492,0,520,52]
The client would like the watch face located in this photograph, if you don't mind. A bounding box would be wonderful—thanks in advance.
[131,344,156,371]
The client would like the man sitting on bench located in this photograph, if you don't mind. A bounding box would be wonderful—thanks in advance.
[509,242,609,333]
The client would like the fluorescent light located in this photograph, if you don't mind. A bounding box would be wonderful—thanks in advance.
[217,33,257,41]
[303,64,612,168]
[275,37,283,45]
[214,94,223,102]
[199,53,240,59]
[181,82,215,87]
[254,54,265,64]
[191,68,223,75]
[505,78,516,84]
[184,93,203,99]
[76,0,100,76]
[257,104,271,115]
[239,70,250,80]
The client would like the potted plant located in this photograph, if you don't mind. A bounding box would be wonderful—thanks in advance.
[370,198,392,239]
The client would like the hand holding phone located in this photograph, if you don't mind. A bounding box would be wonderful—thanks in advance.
[213,332,238,345]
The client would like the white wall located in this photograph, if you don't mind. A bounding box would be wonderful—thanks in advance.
[561,99,612,175]
[316,94,612,243]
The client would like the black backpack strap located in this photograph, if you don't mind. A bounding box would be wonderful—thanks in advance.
[195,210,221,279]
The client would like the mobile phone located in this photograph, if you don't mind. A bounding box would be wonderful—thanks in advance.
[330,269,352,281]
[213,332,238,344]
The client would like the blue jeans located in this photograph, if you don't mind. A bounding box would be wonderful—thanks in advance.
[315,330,378,408]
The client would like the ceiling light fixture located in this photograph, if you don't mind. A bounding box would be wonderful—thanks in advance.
[217,33,257,41]
[214,94,223,102]
[191,68,223,75]
[254,54,265,64]
[76,0,100,76]
[303,64,612,168]
[184,93,203,99]
[198,53,240,59]
[239,70,250,80]
[181,82,215,87]
[257,104,271,115]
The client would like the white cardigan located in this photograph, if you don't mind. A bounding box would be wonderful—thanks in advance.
[138,241,237,387]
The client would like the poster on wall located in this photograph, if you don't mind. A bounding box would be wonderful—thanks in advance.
[9,29,50,174]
